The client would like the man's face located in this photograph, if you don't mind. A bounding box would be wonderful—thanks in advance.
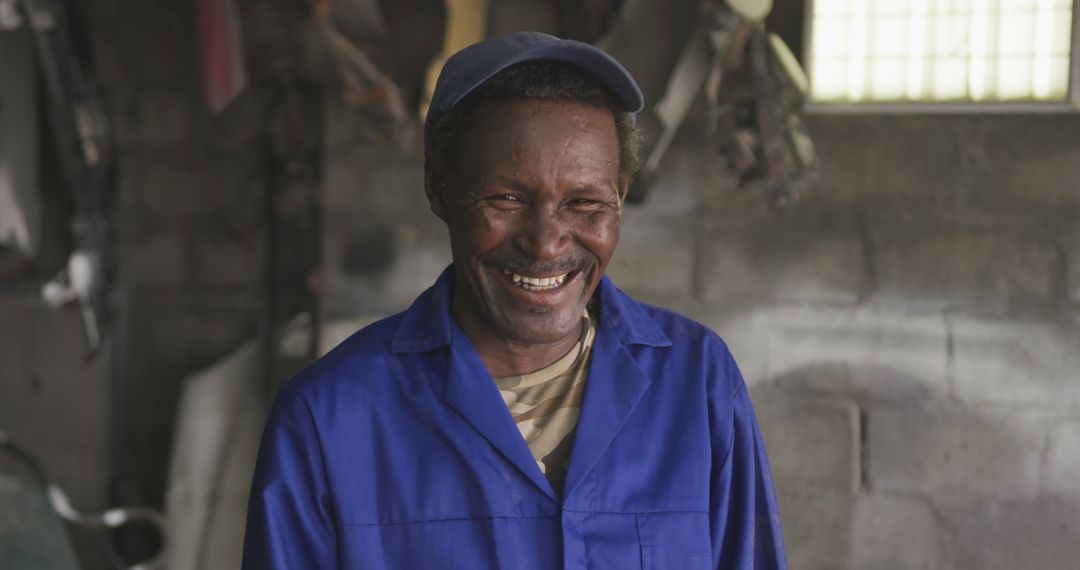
[430,98,626,347]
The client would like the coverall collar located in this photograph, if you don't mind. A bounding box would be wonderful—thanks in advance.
[390,265,671,502]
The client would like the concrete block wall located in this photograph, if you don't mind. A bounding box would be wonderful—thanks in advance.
[696,115,1080,569]
[77,0,280,525]
[325,109,1080,568]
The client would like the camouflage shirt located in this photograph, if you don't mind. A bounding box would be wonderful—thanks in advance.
[494,310,596,495]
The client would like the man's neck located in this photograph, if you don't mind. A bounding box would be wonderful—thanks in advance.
[476,337,581,378]
[453,309,582,378]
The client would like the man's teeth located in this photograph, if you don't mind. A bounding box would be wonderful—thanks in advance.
[502,270,569,290]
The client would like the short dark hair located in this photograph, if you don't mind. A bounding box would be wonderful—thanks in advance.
[427,60,643,182]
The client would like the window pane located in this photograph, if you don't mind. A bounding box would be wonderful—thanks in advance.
[872,17,909,57]
[871,0,907,16]
[932,57,970,99]
[934,15,971,57]
[998,12,1036,56]
[808,0,1075,102]
[999,0,1038,9]
[811,61,850,100]
[815,0,852,16]
[813,16,851,58]
[1047,55,1071,96]
[871,61,906,99]
[997,57,1034,98]
[1051,8,1074,54]
[951,0,977,13]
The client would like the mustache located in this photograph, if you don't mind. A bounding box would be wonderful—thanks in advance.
[482,254,591,275]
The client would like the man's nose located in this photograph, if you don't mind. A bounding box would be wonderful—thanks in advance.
[514,206,570,261]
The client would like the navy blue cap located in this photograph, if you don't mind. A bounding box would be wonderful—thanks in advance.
[424,31,645,150]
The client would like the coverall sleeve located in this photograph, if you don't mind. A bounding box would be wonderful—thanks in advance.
[242,385,338,569]
[709,350,787,569]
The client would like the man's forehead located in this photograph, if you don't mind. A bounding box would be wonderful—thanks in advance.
[460,99,620,164]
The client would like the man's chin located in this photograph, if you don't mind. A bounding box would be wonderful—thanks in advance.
[485,292,586,345]
[462,264,595,344]
[494,314,583,346]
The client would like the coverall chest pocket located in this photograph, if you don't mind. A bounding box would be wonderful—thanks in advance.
[637,512,712,570]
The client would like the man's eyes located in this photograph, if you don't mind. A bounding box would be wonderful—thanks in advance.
[481,194,611,210]
[483,194,526,210]
[569,197,612,211]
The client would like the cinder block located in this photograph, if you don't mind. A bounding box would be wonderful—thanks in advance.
[606,211,694,298]
[776,488,856,570]
[190,232,262,290]
[1069,254,1080,307]
[81,6,180,85]
[869,217,1058,307]
[699,215,865,306]
[147,309,254,370]
[322,131,426,215]
[805,115,1080,210]
[121,231,187,288]
[867,405,1045,499]
[805,115,979,207]
[951,316,1080,407]
[752,391,860,494]
[647,138,715,217]
[322,221,450,316]
[122,152,263,224]
[102,5,196,86]
[110,86,264,155]
[1043,421,1080,496]
[975,116,1080,209]
[82,16,129,87]
[849,495,944,570]
[938,496,1080,570]
[111,89,194,148]
[241,3,309,82]
[201,92,268,155]
[1061,225,1080,307]
[708,305,950,398]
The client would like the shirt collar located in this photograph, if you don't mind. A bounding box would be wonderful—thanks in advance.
[390,265,671,354]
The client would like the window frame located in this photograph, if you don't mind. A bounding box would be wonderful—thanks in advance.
[802,0,1080,113]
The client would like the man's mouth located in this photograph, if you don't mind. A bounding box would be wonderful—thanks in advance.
[500,269,575,292]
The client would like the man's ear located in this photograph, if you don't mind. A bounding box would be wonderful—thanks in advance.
[424,157,449,222]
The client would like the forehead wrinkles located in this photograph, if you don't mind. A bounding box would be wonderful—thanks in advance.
[508,135,609,188]
[464,100,619,187]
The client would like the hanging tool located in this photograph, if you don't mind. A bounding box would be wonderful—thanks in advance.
[13,0,114,356]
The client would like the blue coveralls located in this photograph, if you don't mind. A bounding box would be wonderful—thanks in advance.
[242,268,787,569]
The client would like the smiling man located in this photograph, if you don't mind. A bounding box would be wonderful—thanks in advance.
[243,32,787,569]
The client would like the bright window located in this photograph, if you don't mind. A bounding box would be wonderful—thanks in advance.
[808,0,1076,103]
